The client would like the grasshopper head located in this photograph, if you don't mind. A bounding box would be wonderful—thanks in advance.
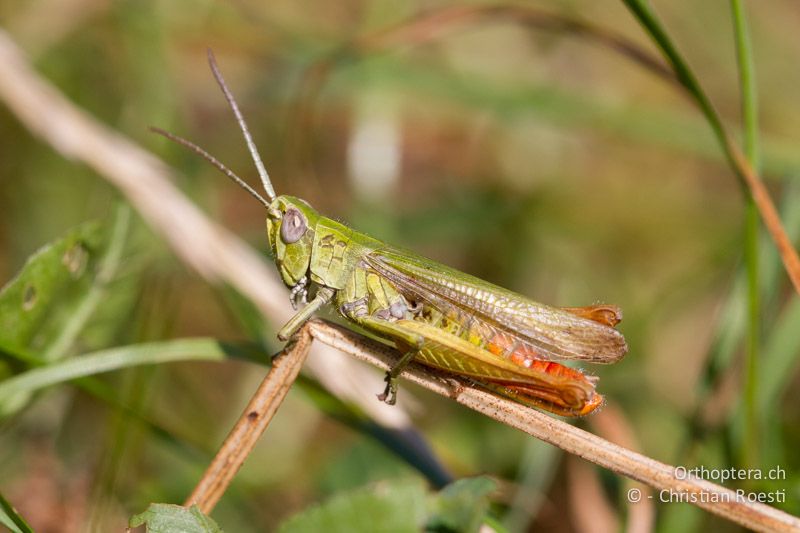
[267,196,320,288]
[157,52,323,291]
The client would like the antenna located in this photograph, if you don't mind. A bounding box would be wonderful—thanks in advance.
[150,127,271,209]
[207,48,276,201]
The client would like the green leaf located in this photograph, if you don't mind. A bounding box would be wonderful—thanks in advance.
[0,338,261,409]
[278,477,497,533]
[0,492,33,533]
[0,220,106,357]
[278,479,428,533]
[426,477,496,533]
[129,504,223,533]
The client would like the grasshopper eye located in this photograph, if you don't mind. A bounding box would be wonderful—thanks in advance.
[280,207,307,244]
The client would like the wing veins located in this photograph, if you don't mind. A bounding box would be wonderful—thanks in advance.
[365,249,627,363]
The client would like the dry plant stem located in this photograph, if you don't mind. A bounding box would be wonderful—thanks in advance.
[0,29,410,428]
[308,319,800,533]
[185,326,313,514]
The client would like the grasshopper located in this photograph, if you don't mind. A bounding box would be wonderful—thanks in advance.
[154,51,627,417]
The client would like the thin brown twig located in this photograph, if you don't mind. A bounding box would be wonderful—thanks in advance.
[0,29,798,531]
[185,326,313,514]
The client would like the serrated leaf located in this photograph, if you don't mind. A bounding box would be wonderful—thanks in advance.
[0,220,106,357]
[278,479,427,533]
[426,477,496,533]
[129,504,223,533]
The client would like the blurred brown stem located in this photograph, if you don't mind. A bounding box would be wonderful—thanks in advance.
[185,327,312,514]
[354,5,676,81]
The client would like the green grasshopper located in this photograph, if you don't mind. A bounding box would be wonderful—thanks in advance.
[155,51,627,417]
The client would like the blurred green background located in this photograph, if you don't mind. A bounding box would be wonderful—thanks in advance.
[0,1,798,531]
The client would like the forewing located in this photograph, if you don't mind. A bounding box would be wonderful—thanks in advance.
[364,248,627,363]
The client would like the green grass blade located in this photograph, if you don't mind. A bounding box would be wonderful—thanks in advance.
[0,338,255,405]
[681,181,800,459]
[0,493,33,533]
[731,0,762,468]
[731,1,761,168]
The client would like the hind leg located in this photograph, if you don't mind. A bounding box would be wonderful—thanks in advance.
[340,301,424,404]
